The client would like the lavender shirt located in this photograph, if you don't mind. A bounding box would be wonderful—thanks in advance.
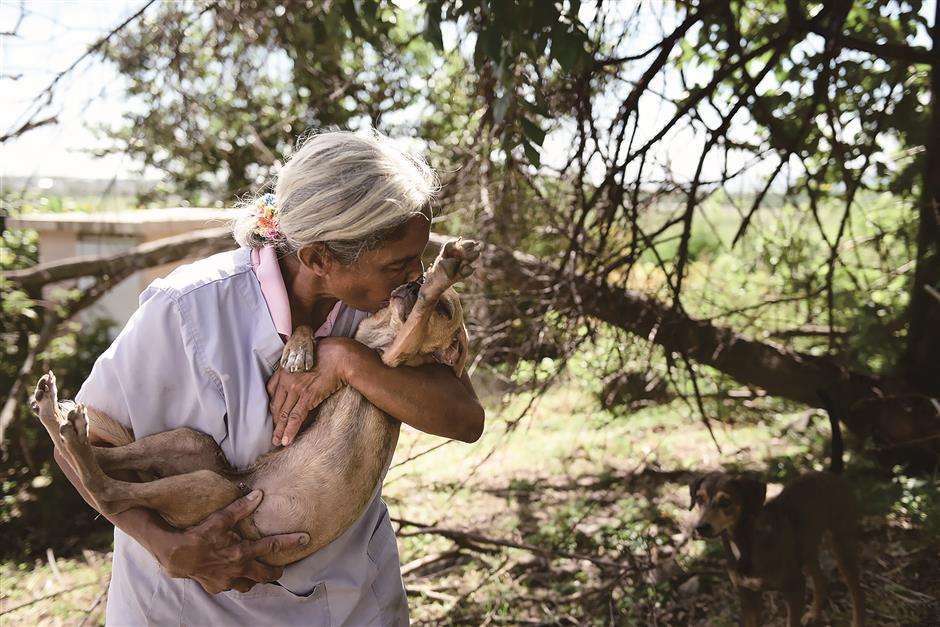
[76,246,408,626]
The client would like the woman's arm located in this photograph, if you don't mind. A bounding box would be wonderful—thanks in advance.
[269,337,485,446]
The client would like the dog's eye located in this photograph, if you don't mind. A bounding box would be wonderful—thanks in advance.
[717,498,731,508]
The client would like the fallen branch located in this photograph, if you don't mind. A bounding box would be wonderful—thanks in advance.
[401,549,464,578]
[76,575,110,627]
[3,226,233,290]
[394,521,634,570]
[0,582,96,616]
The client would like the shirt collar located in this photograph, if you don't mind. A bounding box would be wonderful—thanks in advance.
[250,246,341,340]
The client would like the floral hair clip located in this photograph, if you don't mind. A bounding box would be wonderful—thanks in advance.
[253,193,282,240]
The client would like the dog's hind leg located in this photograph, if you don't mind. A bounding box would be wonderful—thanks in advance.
[831,522,865,627]
[738,588,762,627]
[37,387,242,529]
[97,469,245,529]
[782,574,807,627]
[802,557,827,625]
[94,428,230,478]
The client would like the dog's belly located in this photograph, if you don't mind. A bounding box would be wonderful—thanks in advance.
[243,387,400,564]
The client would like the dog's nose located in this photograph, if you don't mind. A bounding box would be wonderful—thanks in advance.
[695,523,713,537]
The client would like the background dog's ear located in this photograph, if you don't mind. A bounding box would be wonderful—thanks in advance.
[688,475,706,510]
[437,325,470,377]
[734,478,767,517]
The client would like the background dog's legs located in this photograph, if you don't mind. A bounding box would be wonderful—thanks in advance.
[802,557,827,625]
[831,522,865,627]
[782,575,807,627]
[739,588,762,627]
[94,428,230,478]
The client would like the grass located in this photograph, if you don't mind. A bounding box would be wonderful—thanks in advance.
[2,376,938,625]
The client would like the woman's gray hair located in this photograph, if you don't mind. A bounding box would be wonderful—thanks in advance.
[233,128,438,264]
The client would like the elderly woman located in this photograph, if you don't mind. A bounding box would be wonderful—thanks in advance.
[58,129,485,625]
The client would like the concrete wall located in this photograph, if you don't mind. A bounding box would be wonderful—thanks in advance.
[8,209,236,334]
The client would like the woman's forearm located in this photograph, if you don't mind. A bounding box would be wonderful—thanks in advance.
[343,342,485,442]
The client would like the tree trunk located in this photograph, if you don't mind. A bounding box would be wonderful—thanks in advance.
[903,5,940,397]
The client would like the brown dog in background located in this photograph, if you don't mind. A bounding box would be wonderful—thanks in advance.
[689,393,864,627]
[31,238,479,567]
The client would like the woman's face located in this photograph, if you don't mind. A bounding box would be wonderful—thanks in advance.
[325,215,430,313]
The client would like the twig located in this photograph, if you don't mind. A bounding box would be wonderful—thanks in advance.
[77,575,110,627]
[46,548,63,583]
[395,523,634,570]
[401,549,463,578]
[0,582,96,615]
[405,584,458,603]
[924,284,940,305]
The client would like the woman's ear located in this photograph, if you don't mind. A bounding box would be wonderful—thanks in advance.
[297,243,334,276]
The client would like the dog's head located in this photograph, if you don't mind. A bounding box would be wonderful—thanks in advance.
[688,472,766,538]
[356,279,470,376]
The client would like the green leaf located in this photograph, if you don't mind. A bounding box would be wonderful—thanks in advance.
[521,117,546,146]
[424,1,444,50]
[551,26,584,72]
[523,140,541,167]
[477,27,502,63]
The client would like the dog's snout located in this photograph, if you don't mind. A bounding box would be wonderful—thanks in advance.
[695,523,713,537]
[392,279,421,297]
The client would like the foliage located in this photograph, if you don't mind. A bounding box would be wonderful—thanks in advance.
[96,0,439,202]
[0,227,116,560]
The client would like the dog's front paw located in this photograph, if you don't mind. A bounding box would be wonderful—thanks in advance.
[281,326,316,372]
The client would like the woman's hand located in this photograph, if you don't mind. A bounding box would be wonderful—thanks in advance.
[267,337,358,447]
[153,490,310,594]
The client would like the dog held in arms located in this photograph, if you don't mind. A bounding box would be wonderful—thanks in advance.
[31,238,480,567]
[688,393,864,627]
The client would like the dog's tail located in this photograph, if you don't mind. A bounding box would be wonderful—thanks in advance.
[817,389,844,474]
[85,406,135,447]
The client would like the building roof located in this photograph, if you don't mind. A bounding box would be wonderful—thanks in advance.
[7,208,237,236]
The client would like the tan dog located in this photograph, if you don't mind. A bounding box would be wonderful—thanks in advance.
[689,396,864,627]
[31,238,479,567]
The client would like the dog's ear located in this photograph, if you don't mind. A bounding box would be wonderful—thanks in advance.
[688,475,706,510]
[733,478,767,517]
[437,325,470,377]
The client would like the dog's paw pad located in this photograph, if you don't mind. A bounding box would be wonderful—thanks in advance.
[34,371,58,405]
[426,238,480,291]
[61,404,89,446]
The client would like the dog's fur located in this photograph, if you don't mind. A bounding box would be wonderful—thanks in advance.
[689,394,864,627]
[31,238,479,567]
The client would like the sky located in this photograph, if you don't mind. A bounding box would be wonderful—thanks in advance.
[1,0,935,192]
[0,0,151,181]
